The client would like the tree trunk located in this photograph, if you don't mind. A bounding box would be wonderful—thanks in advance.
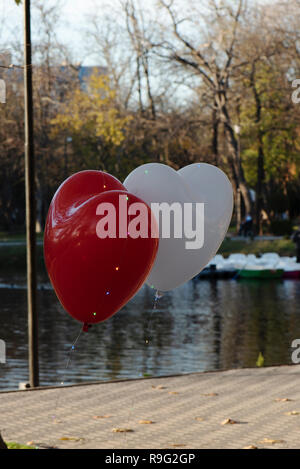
[224,121,252,214]
[256,135,265,235]
[0,433,7,449]
[217,93,253,215]
[250,64,266,235]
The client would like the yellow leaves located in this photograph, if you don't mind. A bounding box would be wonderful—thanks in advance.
[195,417,204,422]
[88,74,117,103]
[202,393,218,397]
[221,418,239,425]
[112,428,134,433]
[258,438,285,445]
[256,352,264,368]
[139,420,155,424]
[243,445,258,450]
[152,385,166,390]
[168,391,179,395]
[93,415,111,419]
[60,436,85,442]
[284,411,300,416]
[274,399,300,415]
[51,73,130,146]
[275,398,293,402]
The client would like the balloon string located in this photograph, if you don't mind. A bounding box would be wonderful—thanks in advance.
[145,290,163,346]
[123,290,163,447]
[52,325,83,425]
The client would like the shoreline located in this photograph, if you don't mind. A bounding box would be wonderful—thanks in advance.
[0,237,296,273]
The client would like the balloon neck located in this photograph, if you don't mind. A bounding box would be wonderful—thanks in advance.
[82,323,91,333]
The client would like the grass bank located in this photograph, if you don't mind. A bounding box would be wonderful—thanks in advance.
[0,244,45,272]
[219,238,296,258]
[6,442,36,449]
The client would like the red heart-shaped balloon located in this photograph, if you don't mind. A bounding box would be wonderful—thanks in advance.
[44,170,158,327]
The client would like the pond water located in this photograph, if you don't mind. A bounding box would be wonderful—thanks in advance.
[1,274,300,391]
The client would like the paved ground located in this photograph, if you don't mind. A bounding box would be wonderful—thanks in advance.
[1,366,300,449]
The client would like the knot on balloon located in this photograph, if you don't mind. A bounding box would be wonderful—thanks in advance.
[82,323,92,333]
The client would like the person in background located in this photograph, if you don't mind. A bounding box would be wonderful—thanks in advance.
[238,214,253,237]
[244,214,253,237]
[292,227,300,263]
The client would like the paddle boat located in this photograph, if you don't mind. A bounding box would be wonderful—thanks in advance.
[237,265,284,279]
[194,253,299,281]
[283,269,300,279]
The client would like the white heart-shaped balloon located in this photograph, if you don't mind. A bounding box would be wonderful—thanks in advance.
[124,163,233,291]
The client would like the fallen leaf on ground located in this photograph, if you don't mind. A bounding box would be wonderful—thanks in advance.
[60,436,85,442]
[152,385,166,390]
[112,428,134,433]
[52,419,62,424]
[202,393,218,397]
[195,417,204,422]
[258,438,285,445]
[171,444,186,447]
[139,420,154,424]
[221,419,238,425]
[26,441,34,446]
[275,398,292,402]
[93,415,111,419]
[243,445,258,450]
[285,411,300,416]
[168,391,179,395]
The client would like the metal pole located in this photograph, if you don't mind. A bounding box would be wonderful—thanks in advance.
[24,0,39,388]
[237,135,242,234]
[236,188,241,234]
[234,126,242,235]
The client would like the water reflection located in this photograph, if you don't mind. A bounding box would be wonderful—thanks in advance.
[1,277,300,391]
